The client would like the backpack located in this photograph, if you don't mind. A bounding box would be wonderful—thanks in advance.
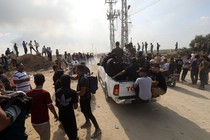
[88,76,98,94]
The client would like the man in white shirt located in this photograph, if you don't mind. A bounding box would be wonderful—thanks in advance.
[13,63,31,93]
[34,40,39,52]
[134,68,152,102]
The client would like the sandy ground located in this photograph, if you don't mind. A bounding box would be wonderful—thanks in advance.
[25,62,210,140]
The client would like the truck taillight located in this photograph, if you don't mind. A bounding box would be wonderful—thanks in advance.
[113,84,119,96]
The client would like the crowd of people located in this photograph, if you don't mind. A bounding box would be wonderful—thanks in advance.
[0,47,100,140]
[99,41,210,101]
[0,40,210,140]
[1,40,95,72]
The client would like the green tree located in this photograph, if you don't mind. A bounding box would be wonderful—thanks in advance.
[189,34,210,52]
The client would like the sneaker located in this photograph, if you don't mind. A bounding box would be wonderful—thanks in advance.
[80,121,91,129]
[91,128,102,139]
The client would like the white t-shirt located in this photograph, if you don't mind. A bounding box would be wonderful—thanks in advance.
[13,71,30,93]
[163,63,170,70]
[135,77,152,100]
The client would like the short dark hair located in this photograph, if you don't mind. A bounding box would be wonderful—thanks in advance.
[76,64,85,72]
[61,74,71,87]
[136,68,146,73]
[55,70,64,79]
[52,64,58,70]
[195,54,200,59]
[34,74,45,85]
[116,41,120,46]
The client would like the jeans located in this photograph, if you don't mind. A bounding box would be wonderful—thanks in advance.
[181,68,189,81]
[191,69,198,84]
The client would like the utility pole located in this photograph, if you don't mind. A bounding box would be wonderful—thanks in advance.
[121,0,129,49]
[105,0,119,51]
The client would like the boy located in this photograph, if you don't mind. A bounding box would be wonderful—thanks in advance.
[27,74,58,140]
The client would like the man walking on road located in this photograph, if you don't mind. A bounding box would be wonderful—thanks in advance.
[76,65,101,139]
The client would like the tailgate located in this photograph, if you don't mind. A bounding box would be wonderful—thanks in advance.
[118,81,136,97]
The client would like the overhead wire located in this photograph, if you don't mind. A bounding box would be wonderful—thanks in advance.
[129,0,161,16]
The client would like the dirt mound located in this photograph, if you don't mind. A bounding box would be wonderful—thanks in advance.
[17,54,53,71]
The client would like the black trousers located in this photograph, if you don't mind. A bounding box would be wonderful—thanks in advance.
[176,68,182,81]
[60,116,77,140]
[191,69,198,84]
[181,68,189,80]
[80,98,99,129]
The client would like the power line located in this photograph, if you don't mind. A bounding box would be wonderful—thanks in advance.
[129,0,161,16]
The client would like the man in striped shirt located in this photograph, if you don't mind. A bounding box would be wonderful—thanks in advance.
[13,63,31,93]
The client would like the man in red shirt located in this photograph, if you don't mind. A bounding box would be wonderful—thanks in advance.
[27,74,58,140]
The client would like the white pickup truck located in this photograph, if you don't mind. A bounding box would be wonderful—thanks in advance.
[97,65,138,104]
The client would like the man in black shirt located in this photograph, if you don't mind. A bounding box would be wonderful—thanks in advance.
[76,65,101,139]
[105,53,118,77]
[55,74,78,140]
[80,61,90,75]
[175,55,183,81]
[151,64,167,98]
[111,41,124,63]
[112,57,139,81]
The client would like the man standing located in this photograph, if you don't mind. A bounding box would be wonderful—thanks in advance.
[181,54,191,81]
[145,41,148,54]
[175,55,183,81]
[42,46,47,56]
[1,54,8,68]
[111,41,124,63]
[27,74,58,140]
[34,40,39,52]
[10,51,17,67]
[175,42,178,51]
[198,55,209,90]
[134,68,152,102]
[150,43,154,55]
[5,48,11,56]
[13,63,31,93]
[137,43,141,51]
[142,42,144,52]
[190,54,200,84]
[28,40,36,54]
[55,74,78,140]
[76,65,101,139]
[157,43,160,54]
[13,43,19,57]
[22,41,28,54]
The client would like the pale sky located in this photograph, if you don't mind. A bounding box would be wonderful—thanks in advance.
[0,0,210,55]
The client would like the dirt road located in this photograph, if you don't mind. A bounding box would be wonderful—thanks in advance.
[26,63,210,140]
